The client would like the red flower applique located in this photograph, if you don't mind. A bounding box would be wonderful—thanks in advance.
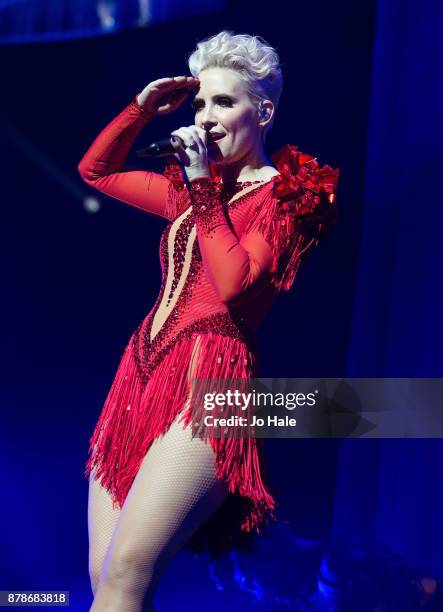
[271,144,339,233]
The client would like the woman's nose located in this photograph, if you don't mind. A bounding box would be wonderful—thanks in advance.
[199,107,217,127]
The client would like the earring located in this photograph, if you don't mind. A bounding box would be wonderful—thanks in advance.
[259,103,269,119]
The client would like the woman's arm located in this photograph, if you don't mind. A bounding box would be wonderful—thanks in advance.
[188,146,340,299]
[77,95,178,220]
[77,75,199,220]
[188,177,274,304]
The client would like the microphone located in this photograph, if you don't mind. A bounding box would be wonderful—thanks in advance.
[136,136,185,158]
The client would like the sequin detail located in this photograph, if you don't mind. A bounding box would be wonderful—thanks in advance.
[133,311,257,386]
[188,176,271,237]
[131,213,256,387]
[167,211,195,305]
[187,177,222,237]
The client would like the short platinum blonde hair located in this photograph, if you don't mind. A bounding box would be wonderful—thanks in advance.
[187,30,283,140]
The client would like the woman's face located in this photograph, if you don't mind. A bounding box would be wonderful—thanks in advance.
[191,67,263,165]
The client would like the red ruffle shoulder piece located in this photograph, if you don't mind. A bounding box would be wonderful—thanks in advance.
[272,144,339,232]
[243,144,339,291]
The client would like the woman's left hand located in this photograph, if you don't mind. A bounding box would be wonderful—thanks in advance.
[170,125,212,182]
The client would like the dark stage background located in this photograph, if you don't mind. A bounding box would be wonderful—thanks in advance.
[2,0,443,609]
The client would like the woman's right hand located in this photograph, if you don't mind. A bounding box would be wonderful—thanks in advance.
[137,76,200,116]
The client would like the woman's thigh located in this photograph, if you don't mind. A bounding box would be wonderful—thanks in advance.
[87,469,121,590]
[100,413,229,593]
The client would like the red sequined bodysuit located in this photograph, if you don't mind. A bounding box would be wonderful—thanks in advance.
[78,94,339,557]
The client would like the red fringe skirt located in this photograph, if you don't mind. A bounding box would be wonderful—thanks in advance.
[85,328,277,559]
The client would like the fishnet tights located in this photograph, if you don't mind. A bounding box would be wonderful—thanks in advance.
[87,410,229,611]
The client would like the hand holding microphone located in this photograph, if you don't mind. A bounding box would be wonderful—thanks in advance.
[136,126,212,183]
[169,125,212,182]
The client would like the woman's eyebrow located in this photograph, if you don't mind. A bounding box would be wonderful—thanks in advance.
[192,93,235,103]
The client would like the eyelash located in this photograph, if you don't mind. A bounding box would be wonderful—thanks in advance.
[191,98,232,111]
